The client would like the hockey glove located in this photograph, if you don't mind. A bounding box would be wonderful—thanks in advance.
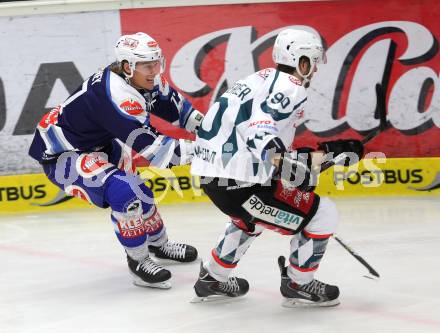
[178,139,196,165]
[180,102,204,134]
[317,139,364,167]
[277,149,316,192]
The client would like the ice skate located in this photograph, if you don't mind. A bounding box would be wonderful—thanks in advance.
[149,241,198,263]
[127,255,172,289]
[278,256,340,307]
[191,262,249,303]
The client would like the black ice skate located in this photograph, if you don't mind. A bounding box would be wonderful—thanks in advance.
[127,255,171,289]
[149,241,198,262]
[278,256,340,307]
[191,262,249,303]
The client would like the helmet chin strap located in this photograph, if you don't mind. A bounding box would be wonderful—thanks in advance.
[123,61,135,79]
[297,62,316,86]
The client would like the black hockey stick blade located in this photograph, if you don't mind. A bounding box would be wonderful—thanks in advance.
[278,255,288,276]
[333,235,380,279]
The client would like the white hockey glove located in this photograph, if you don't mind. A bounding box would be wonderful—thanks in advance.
[179,139,195,165]
[183,108,204,134]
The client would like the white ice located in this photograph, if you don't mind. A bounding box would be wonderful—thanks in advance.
[1,197,440,333]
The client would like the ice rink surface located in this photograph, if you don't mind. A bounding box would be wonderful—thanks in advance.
[1,197,440,333]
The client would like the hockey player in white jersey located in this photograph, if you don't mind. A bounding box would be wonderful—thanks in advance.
[191,29,363,306]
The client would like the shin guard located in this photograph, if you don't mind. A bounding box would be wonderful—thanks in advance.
[205,218,263,282]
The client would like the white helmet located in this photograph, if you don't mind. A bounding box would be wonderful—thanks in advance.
[115,32,165,78]
[272,29,325,80]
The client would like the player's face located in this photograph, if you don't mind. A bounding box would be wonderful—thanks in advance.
[131,60,161,90]
[299,59,318,81]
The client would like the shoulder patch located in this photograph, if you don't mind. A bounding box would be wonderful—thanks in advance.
[257,68,273,79]
[288,76,302,86]
[119,99,144,115]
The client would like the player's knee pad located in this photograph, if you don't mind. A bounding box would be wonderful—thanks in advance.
[105,170,154,213]
[303,197,338,237]
[105,171,164,247]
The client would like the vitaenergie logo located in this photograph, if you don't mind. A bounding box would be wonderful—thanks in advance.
[242,195,303,231]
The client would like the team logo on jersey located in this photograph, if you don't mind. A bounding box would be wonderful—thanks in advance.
[76,152,113,179]
[38,105,61,129]
[119,99,144,115]
[257,69,272,79]
[65,185,92,204]
[275,181,315,215]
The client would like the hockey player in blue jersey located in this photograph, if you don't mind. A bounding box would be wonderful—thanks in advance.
[29,32,204,289]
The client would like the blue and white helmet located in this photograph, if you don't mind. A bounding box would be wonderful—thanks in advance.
[115,32,165,78]
[272,29,325,80]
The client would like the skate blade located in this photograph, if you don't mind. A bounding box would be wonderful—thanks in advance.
[190,294,243,304]
[363,274,380,281]
[131,274,171,289]
[282,298,340,308]
[133,280,171,289]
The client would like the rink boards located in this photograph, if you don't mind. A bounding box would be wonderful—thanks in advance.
[0,157,439,214]
[0,0,439,213]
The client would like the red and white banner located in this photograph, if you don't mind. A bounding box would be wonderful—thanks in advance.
[0,1,439,176]
[121,0,440,158]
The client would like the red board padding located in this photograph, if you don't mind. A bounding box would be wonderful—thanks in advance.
[120,0,440,158]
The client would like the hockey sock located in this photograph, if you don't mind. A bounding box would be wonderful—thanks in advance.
[287,230,330,285]
[205,219,263,282]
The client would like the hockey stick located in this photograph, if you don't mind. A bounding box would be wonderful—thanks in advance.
[318,83,389,173]
[316,83,388,279]
[333,235,380,279]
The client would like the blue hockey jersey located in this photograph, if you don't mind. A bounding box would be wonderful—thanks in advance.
[29,66,201,168]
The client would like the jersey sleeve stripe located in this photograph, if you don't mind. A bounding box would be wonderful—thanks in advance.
[46,128,65,154]
[292,96,307,112]
[46,126,74,153]
[269,69,280,93]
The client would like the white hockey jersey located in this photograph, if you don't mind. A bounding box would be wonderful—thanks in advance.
[191,68,308,184]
